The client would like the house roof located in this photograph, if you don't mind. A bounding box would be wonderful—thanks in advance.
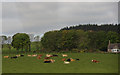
[108,43,120,49]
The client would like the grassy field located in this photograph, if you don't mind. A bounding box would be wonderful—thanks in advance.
[2,53,118,73]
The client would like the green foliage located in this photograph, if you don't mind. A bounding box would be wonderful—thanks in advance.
[86,31,108,51]
[11,33,31,51]
[106,31,119,43]
[41,29,119,52]
[76,30,88,50]
[41,30,62,51]
[31,41,41,51]
[61,24,120,34]
[41,30,88,51]
[60,30,77,50]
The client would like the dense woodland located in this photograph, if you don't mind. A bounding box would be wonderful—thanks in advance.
[61,24,120,34]
[41,30,120,52]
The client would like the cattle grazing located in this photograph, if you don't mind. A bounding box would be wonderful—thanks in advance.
[50,59,55,63]
[76,59,80,60]
[66,58,75,62]
[52,54,58,57]
[37,54,42,59]
[37,56,41,59]
[70,58,75,61]
[20,54,24,57]
[11,56,18,59]
[46,54,52,57]
[37,55,42,59]
[16,54,20,57]
[62,54,68,57]
[32,54,37,57]
[4,56,9,58]
[28,55,32,57]
[62,58,66,61]
[44,57,50,59]
[44,61,51,63]
[44,59,55,63]
[66,58,71,62]
[92,60,100,63]
[64,61,70,64]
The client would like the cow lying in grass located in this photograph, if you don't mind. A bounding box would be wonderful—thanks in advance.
[62,54,68,57]
[20,54,24,57]
[32,54,37,57]
[11,56,18,59]
[92,60,100,63]
[44,57,50,59]
[70,58,75,61]
[46,54,52,57]
[28,55,32,57]
[62,58,66,61]
[62,58,76,62]
[28,54,37,57]
[4,56,9,58]
[44,59,55,63]
[37,56,41,59]
[16,54,20,57]
[37,54,42,59]
[64,61,70,64]
[66,58,75,62]
[44,60,51,63]
[76,59,80,60]
[52,54,58,57]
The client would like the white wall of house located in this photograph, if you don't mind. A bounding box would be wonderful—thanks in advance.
[111,49,120,53]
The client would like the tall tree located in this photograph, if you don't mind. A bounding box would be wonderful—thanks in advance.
[76,30,88,50]
[106,31,119,43]
[11,33,31,52]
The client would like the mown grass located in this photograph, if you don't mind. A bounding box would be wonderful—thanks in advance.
[2,52,118,73]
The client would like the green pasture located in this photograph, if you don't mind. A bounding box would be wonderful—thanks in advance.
[2,52,118,73]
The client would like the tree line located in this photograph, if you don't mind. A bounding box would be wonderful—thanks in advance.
[1,24,120,53]
[41,30,120,52]
[1,33,41,52]
[61,24,120,34]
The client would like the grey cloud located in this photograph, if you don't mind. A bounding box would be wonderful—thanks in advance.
[2,2,118,36]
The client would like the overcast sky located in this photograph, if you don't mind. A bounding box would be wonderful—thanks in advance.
[2,2,118,37]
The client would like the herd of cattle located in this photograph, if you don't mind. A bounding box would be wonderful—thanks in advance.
[3,54,100,64]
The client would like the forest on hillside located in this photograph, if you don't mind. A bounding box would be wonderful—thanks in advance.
[40,24,120,52]
[41,30,120,52]
[61,24,120,34]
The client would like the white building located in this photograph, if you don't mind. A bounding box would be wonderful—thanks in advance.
[108,41,120,53]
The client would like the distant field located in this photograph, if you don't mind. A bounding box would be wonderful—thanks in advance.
[2,53,118,73]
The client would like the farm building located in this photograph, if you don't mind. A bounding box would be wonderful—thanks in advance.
[108,41,120,53]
